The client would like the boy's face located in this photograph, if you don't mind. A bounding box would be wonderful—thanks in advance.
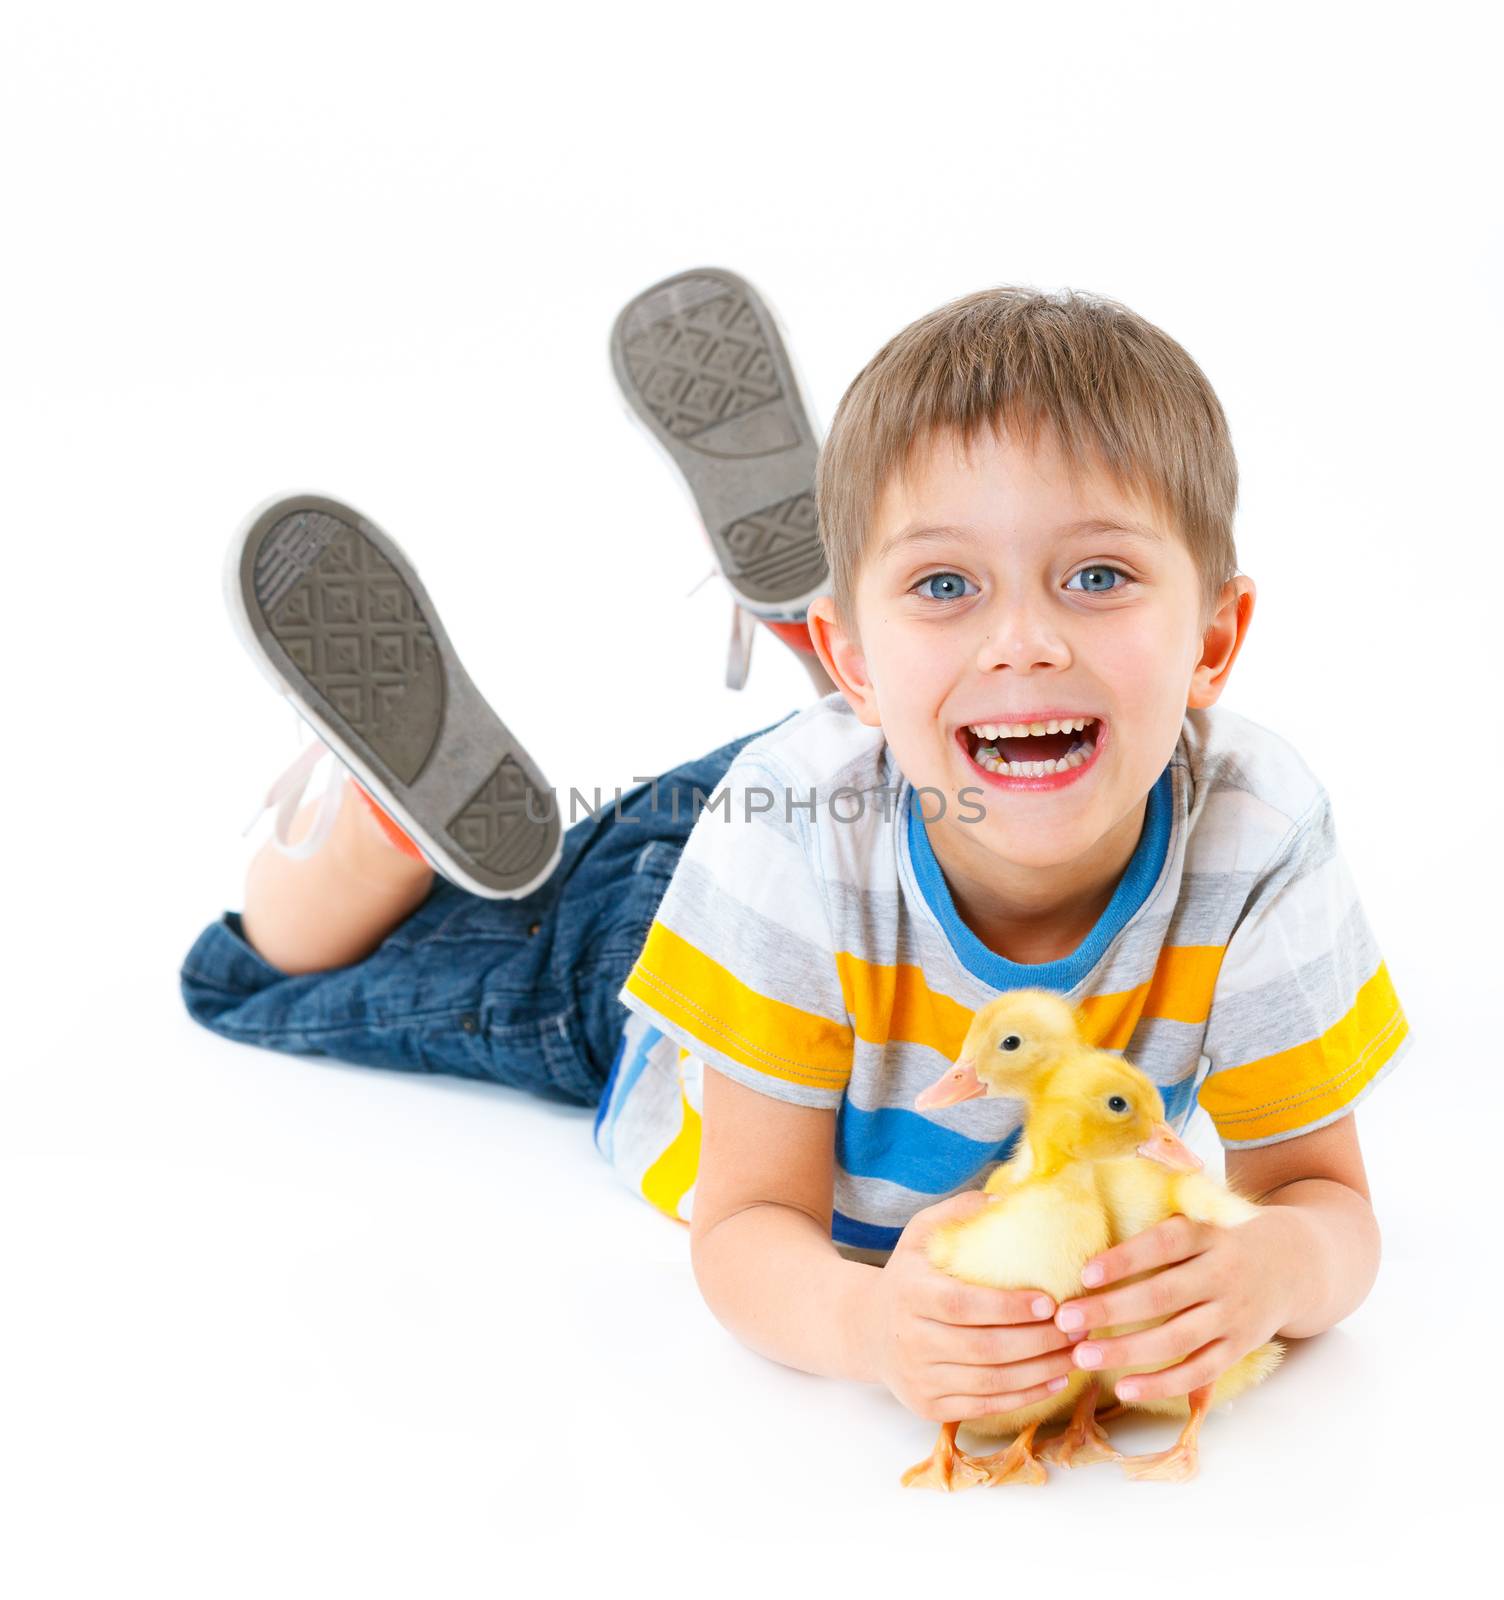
[808,422,1253,904]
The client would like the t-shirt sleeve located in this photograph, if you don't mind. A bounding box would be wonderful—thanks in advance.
[1198,790,1412,1148]
[616,752,853,1110]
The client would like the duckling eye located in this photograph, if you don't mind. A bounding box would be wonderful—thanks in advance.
[998,1035,1022,1052]
[1107,1095,1129,1114]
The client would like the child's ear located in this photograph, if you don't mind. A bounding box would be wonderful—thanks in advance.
[1188,575,1256,710]
[806,595,881,726]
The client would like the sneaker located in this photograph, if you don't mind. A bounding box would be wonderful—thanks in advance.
[226,491,562,899]
[609,267,831,690]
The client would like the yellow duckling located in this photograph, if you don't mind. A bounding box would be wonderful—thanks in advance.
[1081,1147,1285,1481]
[901,989,1282,1489]
[901,989,1205,1490]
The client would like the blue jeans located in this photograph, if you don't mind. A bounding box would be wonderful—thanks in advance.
[179,717,793,1107]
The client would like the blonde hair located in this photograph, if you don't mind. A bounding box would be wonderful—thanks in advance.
[815,285,1239,635]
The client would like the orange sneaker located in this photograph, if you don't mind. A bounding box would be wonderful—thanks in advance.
[348,778,427,859]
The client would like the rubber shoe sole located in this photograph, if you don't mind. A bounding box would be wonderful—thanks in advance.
[609,266,828,622]
[225,491,562,900]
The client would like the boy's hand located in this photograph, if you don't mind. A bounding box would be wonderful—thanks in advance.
[1050,1209,1304,1403]
[861,1190,1078,1423]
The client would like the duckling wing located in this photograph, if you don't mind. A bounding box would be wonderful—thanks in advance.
[930,1180,1112,1306]
[1094,1159,1260,1239]
[1168,1171,1261,1229]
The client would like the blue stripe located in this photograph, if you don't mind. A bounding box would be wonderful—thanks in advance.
[905,762,1173,993]
[592,1019,659,1161]
[837,1100,1020,1195]
[1156,1074,1199,1129]
[833,1209,902,1253]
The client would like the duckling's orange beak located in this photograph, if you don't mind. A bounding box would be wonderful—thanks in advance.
[1137,1121,1203,1172]
[915,1058,987,1110]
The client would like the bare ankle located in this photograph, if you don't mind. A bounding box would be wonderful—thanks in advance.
[241,778,434,974]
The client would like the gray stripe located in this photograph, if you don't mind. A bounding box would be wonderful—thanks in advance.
[1205,898,1385,1073]
[648,855,849,1025]
[836,1166,1011,1228]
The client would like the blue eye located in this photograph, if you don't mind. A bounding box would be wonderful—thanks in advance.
[1066,564,1132,595]
[914,571,978,602]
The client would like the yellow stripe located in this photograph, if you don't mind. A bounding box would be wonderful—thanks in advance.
[1138,944,1226,1025]
[1199,961,1409,1141]
[640,1048,701,1223]
[622,922,852,1092]
[834,943,1227,1056]
[1076,945,1226,1047]
[835,951,974,1054]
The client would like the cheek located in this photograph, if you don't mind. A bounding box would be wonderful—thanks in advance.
[1098,626,1196,713]
[870,637,947,710]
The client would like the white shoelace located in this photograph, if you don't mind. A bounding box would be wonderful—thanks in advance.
[241,730,349,860]
[690,557,821,689]
[725,600,757,690]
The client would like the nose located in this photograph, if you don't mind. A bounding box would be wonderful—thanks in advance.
[974,587,1072,673]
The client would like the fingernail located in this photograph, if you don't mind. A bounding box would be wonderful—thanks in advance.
[1076,1345,1103,1368]
[1067,1329,1087,1343]
[1047,1376,1069,1392]
[1031,1297,1054,1319]
[1118,1382,1140,1401]
[1081,1263,1105,1287]
[1057,1308,1085,1331]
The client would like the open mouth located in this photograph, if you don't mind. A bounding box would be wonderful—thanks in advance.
[959,714,1104,779]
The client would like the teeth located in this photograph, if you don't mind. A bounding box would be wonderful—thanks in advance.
[967,715,1095,739]
[973,736,1095,778]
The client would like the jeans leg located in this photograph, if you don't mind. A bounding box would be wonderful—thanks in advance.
[180,714,796,1108]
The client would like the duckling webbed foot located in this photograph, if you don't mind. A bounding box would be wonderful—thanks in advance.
[1038,1379,1121,1469]
[957,1419,1048,1486]
[900,1421,995,1491]
[1119,1382,1213,1483]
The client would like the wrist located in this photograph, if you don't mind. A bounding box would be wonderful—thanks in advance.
[1260,1203,1324,1331]
[1255,1176,1383,1338]
[1255,1195,1331,1336]
[837,1258,884,1385]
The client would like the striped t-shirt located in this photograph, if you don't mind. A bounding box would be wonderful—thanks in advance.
[593,694,1410,1261]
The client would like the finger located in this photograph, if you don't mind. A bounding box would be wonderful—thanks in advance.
[1056,1259,1210,1336]
[921,1273,1060,1327]
[932,1319,1077,1366]
[1111,1337,1235,1404]
[1070,1303,1221,1376]
[938,1373,1075,1423]
[1070,1213,1212,1295]
[933,1346,1080,1396]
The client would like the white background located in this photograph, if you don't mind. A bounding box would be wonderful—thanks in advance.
[2,1,1497,1593]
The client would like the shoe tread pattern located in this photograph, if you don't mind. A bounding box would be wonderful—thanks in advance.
[620,277,784,448]
[254,511,444,787]
[716,490,825,607]
[447,756,554,882]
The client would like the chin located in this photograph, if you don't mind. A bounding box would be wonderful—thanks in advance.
[970,820,1091,869]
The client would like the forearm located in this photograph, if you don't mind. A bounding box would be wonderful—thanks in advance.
[690,1203,882,1382]
[1258,1178,1381,1338]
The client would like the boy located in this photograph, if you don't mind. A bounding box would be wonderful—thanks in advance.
[181,273,1408,1444]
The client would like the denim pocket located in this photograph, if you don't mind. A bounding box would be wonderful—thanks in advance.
[631,838,682,882]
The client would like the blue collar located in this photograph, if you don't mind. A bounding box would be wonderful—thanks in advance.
[904,764,1174,992]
